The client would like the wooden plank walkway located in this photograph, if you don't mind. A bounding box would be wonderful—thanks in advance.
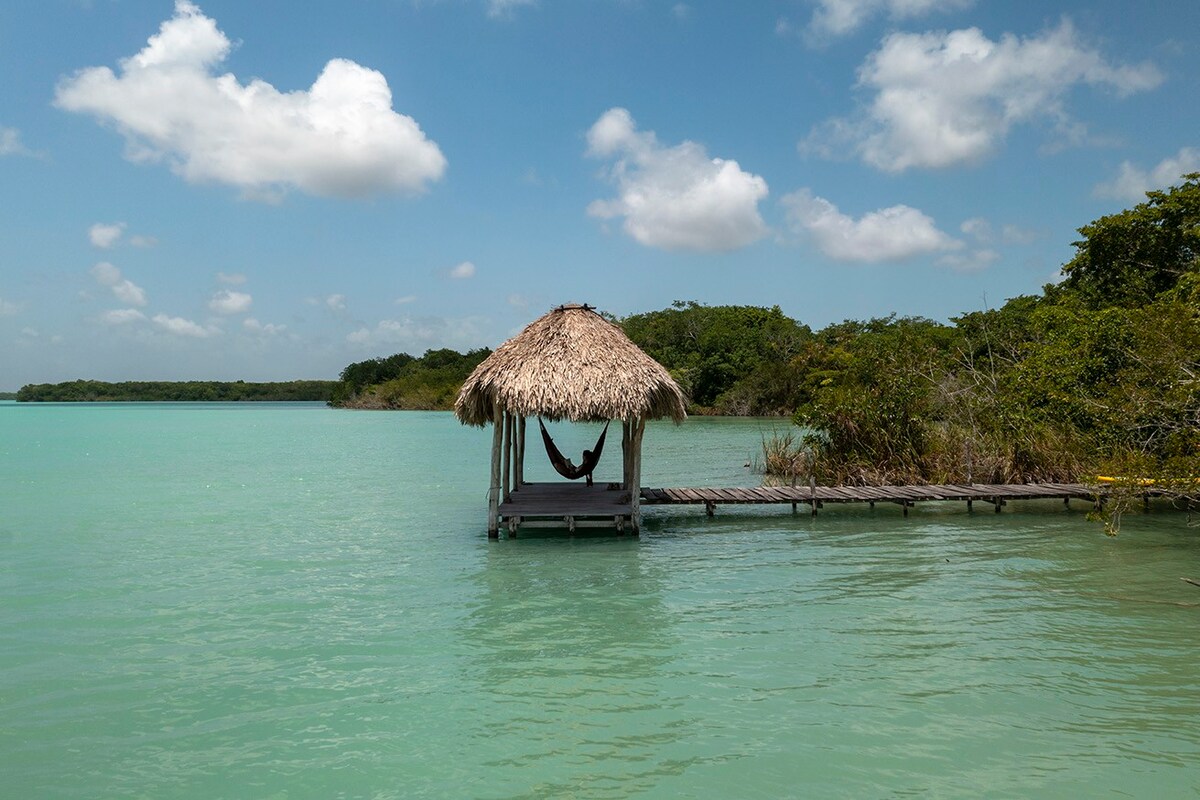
[640,482,1125,516]
[494,481,1168,535]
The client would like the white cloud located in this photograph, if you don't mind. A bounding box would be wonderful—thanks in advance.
[326,294,346,311]
[808,21,1162,172]
[90,261,148,307]
[937,248,999,273]
[449,261,476,279]
[130,234,158,248]
[0,126,32,157]
[807,0,972,39]
[152,313,214,338]
[0,296,22,316]
[208,289,252,314]
[487,0,535,18]
[243,317,285,335]
[54,0,446,200]
[347,315,483,350]
[586,107,768,252]
[783,188,960,262]
[99,308,147,325]
[394,295,417,305]
[672,3,691,20]
[89,222,125,249]
[961,217,1039,246]
[216,271,246,285]
[112,281,148,307]
[1093,147,1200,202]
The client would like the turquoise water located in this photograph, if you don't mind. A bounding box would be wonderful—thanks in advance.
[2,402,1198,798]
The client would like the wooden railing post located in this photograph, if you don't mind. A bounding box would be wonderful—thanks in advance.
[488,404,503,538]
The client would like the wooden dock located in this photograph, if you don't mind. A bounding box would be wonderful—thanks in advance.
[493,481,1155,535]
[640,482,1115,517]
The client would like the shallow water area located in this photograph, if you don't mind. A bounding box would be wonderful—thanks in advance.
[2,403,1198,798]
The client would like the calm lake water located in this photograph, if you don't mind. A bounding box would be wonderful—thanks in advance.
[2,402,1198,798]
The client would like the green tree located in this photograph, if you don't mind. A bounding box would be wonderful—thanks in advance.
[1060,173,1200,307]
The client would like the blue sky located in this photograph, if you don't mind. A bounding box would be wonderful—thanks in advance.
[2,0,1197,389]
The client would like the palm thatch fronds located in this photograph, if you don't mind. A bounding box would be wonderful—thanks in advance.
[454,304,687,426]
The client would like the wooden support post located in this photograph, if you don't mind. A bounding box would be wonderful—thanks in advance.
[1063,497,1070,508]
[810,472,818,517]
[705,500,715,517]
[515,416,526,489]
[502,411,512,503]
[488,404,503,538]
[967,499,973,512]
[791,502,797,513]
[622,419,632,490]
[903,502,909,518]
[630,417,645,534]
[993,499,1004,513]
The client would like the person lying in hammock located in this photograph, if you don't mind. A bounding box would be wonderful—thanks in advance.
[538,418,609,487]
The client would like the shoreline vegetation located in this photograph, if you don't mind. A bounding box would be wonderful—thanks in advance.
[15,380,338,402]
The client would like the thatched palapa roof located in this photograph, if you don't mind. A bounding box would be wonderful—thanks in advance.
[454,304,687,426]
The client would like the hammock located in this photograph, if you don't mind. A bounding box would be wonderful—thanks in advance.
[538,418,609,486]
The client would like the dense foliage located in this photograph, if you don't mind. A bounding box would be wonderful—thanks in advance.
[329,347,491,409]
[783,176,1200,519]
[621,301,812,413]
[16,380,339,402]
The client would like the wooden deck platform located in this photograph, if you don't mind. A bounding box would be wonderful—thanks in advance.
[494,481,1167,535]
[498,482,635,534]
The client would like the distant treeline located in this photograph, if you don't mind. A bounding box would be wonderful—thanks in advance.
[16,380,339,402]
[333,174,1200,514]
[0,391,15,400]
[330,348,492,409]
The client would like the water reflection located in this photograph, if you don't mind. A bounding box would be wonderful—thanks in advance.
[458,540,697,798]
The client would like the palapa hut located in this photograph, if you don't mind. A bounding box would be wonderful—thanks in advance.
[454,303,686,537]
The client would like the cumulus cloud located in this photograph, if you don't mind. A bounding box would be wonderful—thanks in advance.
[449,261,476,279]
[586,107,769,252]
[216,271,246,285]
[347,315,483,350]
[806,20,1162,172]
[326,294,346,312]
[208,289,252,314]
[243,317,285,335]
[89,222,126,248]
[54,1,446,200]
[0,296,22,316]
[99,308,147,325]
[936,248,999,272]
[130,235,158,248]
[961,217,1039,246]
[487,0,536,18]
[1093,147,1200,202]
[807,0,972,39]
[152,313,214,338]
[395,295,417,305]
[1,126,33,157]
[90,262,148,307]
[782,189,960,262]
